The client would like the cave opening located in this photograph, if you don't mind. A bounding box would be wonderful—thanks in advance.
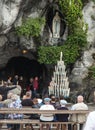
[0,56,47,94]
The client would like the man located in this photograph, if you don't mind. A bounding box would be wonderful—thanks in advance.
[71,95,88,130]
[83,111,95,130]
[0,81,17,100]
[39,98,55,130]
[56,100,69,130]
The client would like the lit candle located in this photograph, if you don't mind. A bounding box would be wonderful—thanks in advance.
[60,52,63,61]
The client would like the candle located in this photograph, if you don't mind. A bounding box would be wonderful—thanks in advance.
[60,52,63,61]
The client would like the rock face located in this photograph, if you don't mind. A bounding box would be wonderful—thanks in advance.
[0,0,22,34]
[0,0,95,101]
[0,0,66,66]
[70,1,95,84]
[69,1,95,101]
[0,0,48,66]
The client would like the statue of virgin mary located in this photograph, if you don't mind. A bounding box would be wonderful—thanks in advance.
[52,12,61,38]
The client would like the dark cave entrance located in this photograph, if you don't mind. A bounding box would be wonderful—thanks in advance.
[0,56,47,95]
[6,56,43,79]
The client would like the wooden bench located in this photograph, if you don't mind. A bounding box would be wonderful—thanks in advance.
[0,108,90,130]
[0,119,74,130]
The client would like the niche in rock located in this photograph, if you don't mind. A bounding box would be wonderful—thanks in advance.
[46,8,66,38]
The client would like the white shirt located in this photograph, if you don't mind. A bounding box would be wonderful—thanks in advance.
[39,104,55,121]
[71,102,88,110]
[71,102,88,122]
[84,111,95,130]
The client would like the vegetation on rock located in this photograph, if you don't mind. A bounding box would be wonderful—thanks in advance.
[59,0,82,34]
[38,0,88,65]
[16,17,45,38]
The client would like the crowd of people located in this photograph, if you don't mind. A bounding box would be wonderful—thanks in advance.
[0,75,94,130]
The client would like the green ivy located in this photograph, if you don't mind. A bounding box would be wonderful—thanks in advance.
[38,44,80,65]
[59,0,83,33]
[38,0,88,65]
[37,29,87,65]
[15,17,45,38]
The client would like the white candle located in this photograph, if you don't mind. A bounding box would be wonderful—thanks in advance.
[60,52,63,61]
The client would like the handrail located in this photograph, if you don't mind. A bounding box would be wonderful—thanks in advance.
[0,108,90,114]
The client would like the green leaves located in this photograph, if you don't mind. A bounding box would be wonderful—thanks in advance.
[38,46,61,64]
[59,0,83,33]
[15,17,45,38]
[38,18,87,65]
[38,44,80,65]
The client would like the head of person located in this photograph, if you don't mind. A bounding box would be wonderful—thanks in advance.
[8,76,12,80]
[33,98,38,105]
[19,76,23,81]
[51,95,56,103]
[7,92,14,99]
[3,81,8,87]
[34,77,38,81]
[26,91,32,98]
[44,98,51,104]
[35,93,41,98]
[60,99,67,107]
[59,95,65,100]
[77,95,84,103]
[11,94,19,101]
[30,77,33,83]
[15,75,19,79]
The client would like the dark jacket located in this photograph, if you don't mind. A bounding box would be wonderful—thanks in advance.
[56,107,69,122]
[0,86,16,100]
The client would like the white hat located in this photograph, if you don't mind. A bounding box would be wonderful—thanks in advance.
[60,100,67,105]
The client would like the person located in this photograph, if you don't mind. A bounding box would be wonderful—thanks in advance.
[27,77,34,91]
[50,95,56,108]
[21,91,33,130]
[83,111,95,130]
[56,100,70,130]
[39,98,55,130]
[35,93,42,106]
[7,76,12,86]
[9,84,22,97]
[3,92,13,107]
[71,95,88,130]
[52,11,61,38]
[13,75,19,85]
[33,77,39,97]
[0,81,17,100]
[7,94,23,130]
[18,76,25,97]
[59,95,68,103]
[0,95,4,129]
[30,98,40,120]
[22,91,32,99]
[21,91,33,106]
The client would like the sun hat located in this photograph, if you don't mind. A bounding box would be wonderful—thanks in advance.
[44,98,51,102]
[60,99,67,105]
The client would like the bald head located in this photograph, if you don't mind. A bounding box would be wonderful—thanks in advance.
[77,95,84,103]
